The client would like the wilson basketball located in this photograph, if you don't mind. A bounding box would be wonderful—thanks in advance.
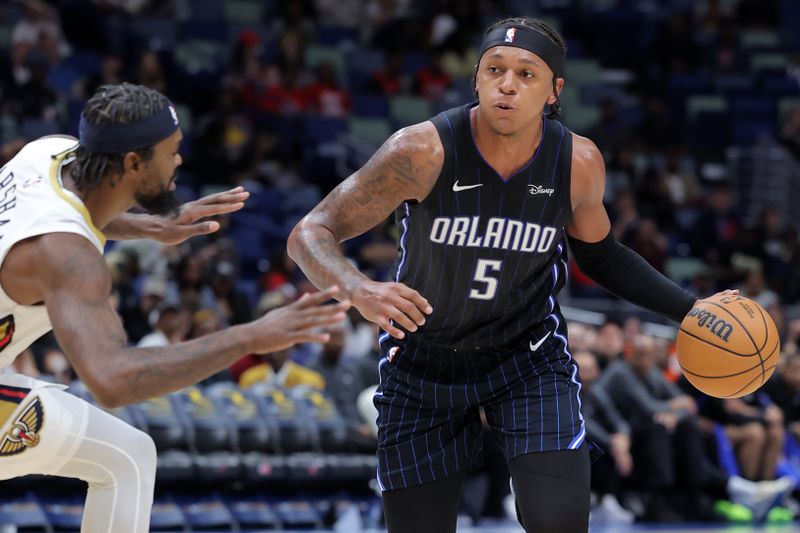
[677,294,780,398]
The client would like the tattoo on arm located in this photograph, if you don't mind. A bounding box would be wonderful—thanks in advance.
[43,236,250,406]
[288,124,442,297]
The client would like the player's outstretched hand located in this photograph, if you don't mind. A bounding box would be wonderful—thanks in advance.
[351,280,433,339]
[155,187,250,245]
[248,286,350,353]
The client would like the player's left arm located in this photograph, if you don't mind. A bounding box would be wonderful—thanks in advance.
[565,134,700,323]
[102,187,249,244]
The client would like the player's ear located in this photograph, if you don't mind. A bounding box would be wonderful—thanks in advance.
[122,151,141,173]
[548,77,565,106]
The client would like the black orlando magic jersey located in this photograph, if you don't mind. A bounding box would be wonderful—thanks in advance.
[386,103,574,352]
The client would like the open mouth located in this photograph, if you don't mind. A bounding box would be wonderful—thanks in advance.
[495,103,513,111]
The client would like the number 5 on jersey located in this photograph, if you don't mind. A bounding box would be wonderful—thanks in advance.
[470,259,503,300]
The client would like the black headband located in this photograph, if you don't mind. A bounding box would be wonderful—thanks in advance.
[79,103,180,154]
[479,26,565,78]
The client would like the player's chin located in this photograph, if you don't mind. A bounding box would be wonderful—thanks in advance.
[135,189,181,218]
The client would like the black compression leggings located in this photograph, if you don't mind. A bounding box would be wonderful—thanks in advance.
[382,445,590,533]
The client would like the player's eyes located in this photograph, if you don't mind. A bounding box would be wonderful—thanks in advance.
[522,71,533,78]
[488,66,499,73]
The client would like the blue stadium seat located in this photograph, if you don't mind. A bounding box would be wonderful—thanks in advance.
[731,96,774,117]
[41,497,84,531]
[135,396,190,451]
[184,0,225,20]
[351,93,390,118]
[19,119,59,141]
[171,387,234,453]
[62,51,103,77]
[240,452,289,483]
[0,493,50,531]
[47,65,81,94]
[205,382,273,453]
[732,117,775,145]
[273,499,323,529]
[179,19,229,42]
[132,16,177,50]
[178,495,235,531]
[156,449,195,482]
[690,112,731,150]
[246,385,314,453]
[668,72,713,94]
[302,116,348,144]
[227,497,281,529]
[150,498,188,531]
[287,386,347,453]
[315,26,359,46]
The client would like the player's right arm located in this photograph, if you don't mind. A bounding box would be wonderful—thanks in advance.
[29,234,348,408]
[288,122,443,339]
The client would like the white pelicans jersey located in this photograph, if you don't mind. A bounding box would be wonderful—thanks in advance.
[0,136,106,370]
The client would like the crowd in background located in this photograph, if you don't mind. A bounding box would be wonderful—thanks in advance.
[2,0,800,526]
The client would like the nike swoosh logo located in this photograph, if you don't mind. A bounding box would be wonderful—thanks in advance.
[529,331,551,352]
[452,180,483,192]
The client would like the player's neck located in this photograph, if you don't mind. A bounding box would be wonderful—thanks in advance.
[61,162,136,229]
[471,107,544,180]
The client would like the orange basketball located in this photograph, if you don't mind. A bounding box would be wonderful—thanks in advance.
[677,294,780,398]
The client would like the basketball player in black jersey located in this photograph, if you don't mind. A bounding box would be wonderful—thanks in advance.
[289,17,735,533]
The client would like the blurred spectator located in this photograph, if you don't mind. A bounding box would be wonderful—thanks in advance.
[647,13,698,77]
[635,97,682,151]
[305,62,351,118]
[586,99,631,159]
[138,303,189,347]
[239,347,326,390]
[689,183,740,275]
[593,320,626,368]
[227,30,262,88]
[11,0,71,85]
[623,218,669,273]
[368,51,405,95]
[575,350,635,525]
[189,308,223,339]
[414,52,451,101]
[209,260,252,326]
[596,335,703,520]
[314,0,362,28]
[441,32,479,79]
[136,50,166,93]
[84,54,123,97]
[765,353,800,441]
[308,324,378,451]
[740,269,779,309]
[42,345,74,385]
[16,56,59,122]
[779,107,800,160]
[683,375,785,482]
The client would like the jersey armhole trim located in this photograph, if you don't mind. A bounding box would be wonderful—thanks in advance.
[48,148,107,247]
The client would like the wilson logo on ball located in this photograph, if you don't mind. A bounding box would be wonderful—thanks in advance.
[687,308,734,342]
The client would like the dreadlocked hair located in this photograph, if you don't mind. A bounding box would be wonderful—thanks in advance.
[472,17,567,119]
[69,83,170,193]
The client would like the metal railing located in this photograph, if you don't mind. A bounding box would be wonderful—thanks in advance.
[728,143,800,231]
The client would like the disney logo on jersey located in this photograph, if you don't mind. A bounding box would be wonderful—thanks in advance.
[429,216,558,253]
[528,185,555,196]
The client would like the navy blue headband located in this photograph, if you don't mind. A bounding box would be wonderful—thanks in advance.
[79,103,180,154]
[479,26,565,78]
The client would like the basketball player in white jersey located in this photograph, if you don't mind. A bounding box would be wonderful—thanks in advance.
[0,83,349,532]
